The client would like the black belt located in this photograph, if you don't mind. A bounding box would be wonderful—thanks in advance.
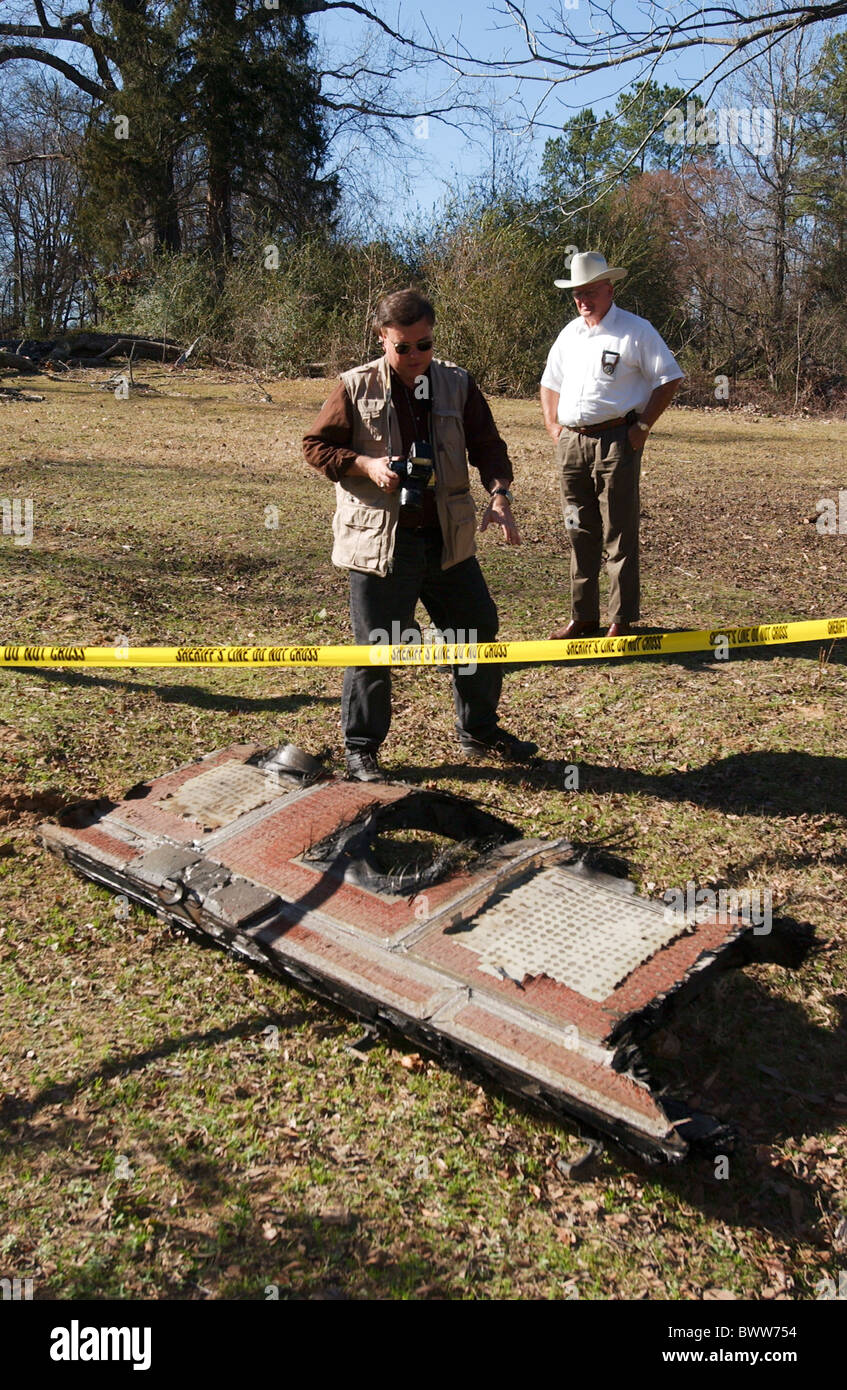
[566,410,637,438]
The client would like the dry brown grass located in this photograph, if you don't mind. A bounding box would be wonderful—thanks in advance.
[0,366,845,1302]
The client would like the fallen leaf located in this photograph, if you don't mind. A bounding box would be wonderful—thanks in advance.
[399,1053,425,1072]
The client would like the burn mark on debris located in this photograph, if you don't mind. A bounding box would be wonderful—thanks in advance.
[37,743,811,1163]
[57,796,117,827]
[303,789,517,897]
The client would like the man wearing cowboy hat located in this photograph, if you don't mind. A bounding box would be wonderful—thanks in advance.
[303,287,538,782]
[540,250,683,639]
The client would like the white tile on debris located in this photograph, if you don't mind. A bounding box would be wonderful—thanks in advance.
[461,867,685,1000]
[156,762,277,829]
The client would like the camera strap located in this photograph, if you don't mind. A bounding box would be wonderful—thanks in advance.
[384,367,433,457]
[404,377,431,440]
[383,360,394,459]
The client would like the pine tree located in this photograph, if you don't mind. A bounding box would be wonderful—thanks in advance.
[1,2,337,263]
[797,32,847,303]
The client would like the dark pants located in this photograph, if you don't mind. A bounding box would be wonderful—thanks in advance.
[557,425,642,624]
[342,528,501,752]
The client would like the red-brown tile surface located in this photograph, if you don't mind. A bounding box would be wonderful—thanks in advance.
[220,782,482,940]
[246,918,442,1012]
[60,824,140,868]
[451,1003,666,1123]
[410,927,613,1039]
[48,750,742,1080]
[411,914,739,1041]
[603,916,739,1022]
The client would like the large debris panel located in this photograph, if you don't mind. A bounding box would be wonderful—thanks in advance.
[40,743,770,1161]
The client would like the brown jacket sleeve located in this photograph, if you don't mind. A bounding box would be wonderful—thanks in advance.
[464,374,513,490]
[302,382,357,482]
[303,371,513,490]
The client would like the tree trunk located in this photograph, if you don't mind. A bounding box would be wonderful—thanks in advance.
[206,157,233,260]
[155,157,182,253]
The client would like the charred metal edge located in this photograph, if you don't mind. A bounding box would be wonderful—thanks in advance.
[606,918,813,1054]
[44,837,690,1164]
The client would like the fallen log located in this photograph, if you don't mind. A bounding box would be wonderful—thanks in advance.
[0,386,45,400]
[0,348,41,374]
[0,332,186,366]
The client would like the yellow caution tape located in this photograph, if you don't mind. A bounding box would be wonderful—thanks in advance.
[0,618,844,667]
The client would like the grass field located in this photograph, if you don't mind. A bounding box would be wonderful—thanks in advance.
[1,366,846,1301]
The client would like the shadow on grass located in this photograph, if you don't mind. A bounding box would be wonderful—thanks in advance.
[6,997,476,1300]
[396,750,847,820]
[54,1206,467,1300]
[183,1209,469,1301]
[570,749,847,818]
[0,1011,311,1141]
[439,964,846,1255]
[630,971,847,1255]
[18,666,335,715]
[9,946,843,1289]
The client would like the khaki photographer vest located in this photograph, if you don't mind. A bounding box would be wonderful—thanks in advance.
[331,356,477,576]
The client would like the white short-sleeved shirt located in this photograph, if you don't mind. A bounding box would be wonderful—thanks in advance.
[540,303,683,427]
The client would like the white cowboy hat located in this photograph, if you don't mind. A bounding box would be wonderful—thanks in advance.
[554,250,628,290]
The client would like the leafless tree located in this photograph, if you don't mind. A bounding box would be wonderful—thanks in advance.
[0,72,88,332]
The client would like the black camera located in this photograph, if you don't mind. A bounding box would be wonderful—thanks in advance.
[389,441,435,513]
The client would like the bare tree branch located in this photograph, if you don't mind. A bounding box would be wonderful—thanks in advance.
[427,1,847,86]
[0,42,107,100]
[5,150,69,164]
[303,1,425,49]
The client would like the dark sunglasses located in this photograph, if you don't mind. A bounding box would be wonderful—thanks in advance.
[389,338,433,354]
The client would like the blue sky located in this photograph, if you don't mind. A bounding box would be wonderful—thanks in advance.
[309,0,731,219]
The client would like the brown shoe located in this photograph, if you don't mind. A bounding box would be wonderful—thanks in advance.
[606,622,632,638]
[549,619,601,640]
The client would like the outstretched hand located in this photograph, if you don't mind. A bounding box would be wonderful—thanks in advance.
[480,496,521,545]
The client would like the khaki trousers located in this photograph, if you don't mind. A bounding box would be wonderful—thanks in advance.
[556,424,642,625]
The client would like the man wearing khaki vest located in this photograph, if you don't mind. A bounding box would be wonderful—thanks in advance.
[303,288,538,782]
